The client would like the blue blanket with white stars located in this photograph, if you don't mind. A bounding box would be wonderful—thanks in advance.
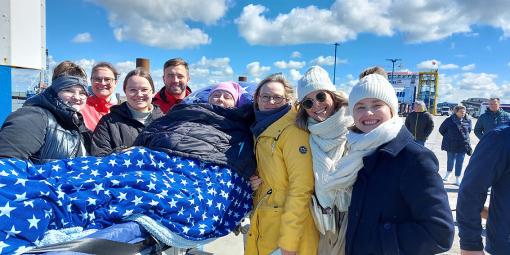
[0,147,252,254]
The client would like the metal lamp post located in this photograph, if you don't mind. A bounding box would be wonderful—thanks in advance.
[333,43,339,85]
[386,58,401,83]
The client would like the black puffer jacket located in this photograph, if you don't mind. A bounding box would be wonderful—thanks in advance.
[0,89,91,164]
[134,103,256,178]
[91,102,164,156]
[405,111,434,142]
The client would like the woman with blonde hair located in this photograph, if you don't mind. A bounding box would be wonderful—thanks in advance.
[245,73,318,255]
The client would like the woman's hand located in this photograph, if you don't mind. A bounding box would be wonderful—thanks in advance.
[249,175,263,191]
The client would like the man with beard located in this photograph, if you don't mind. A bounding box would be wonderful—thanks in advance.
[153,58,192,113]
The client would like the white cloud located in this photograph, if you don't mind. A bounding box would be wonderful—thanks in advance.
[75,59,96,76]
[337,74,359,95]
[72,32,93,43]
[461,64,476,71]
[246,62,271,79]
[188,57,235,90]
[440,64,459,70]
[288,69,302,81]
[236,2,392,45]
[236,0,510,45]
[114,61,136,75]
[417,59,440,70]
[89,0,228,49]
[310,56,347,66]
[291,51,302,58]
[274,60,306,69]
[438,72,510,103]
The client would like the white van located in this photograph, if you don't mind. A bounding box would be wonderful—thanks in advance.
[440,106,450,116]
[473,102,510,118]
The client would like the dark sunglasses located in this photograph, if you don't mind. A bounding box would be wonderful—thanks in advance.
[301,91,327,109]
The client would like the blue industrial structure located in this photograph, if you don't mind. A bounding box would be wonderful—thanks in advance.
[0,66,12,124]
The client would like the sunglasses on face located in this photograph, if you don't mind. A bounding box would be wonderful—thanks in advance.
[301,91,327,110]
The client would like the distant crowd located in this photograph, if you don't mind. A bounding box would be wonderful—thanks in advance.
[0,58,508,255]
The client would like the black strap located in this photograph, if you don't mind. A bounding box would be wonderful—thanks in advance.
[26,237,149,255]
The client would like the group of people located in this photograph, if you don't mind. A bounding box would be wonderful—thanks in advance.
[403,95,510,255]
[0,56,504,255]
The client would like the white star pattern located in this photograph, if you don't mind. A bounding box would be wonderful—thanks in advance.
[27,215,40,229]
[0,149,253,252]
[0,202,16,217]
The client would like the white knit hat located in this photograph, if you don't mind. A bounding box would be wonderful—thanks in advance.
[297,66,336,102]
[348,73,399,115]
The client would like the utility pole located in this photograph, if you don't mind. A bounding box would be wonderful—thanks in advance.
[333,43,339,85]
[386,58,401,84]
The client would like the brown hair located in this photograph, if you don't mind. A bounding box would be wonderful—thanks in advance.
[163,58,189,75]
[295,90,348,130]
[358,66,388,79]
[453,105,466,113]
[52,61,87,81]
[253,73,295,110]
[123,68,155,92]
[91,62,119,79]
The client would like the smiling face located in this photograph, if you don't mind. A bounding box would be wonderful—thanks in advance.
[125,75,153,112]
[91,67,117,99]
[302,90,335,122]
[353,98,393,133]
[163,64,189,98]
[57,85,88,112]
[208,90,236,108]
[256,81,288,112]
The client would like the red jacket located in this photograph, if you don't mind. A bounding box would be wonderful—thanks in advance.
[81,95,113,131]
[152,86,192,114]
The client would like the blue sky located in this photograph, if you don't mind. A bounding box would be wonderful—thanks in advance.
[14,0,510,103]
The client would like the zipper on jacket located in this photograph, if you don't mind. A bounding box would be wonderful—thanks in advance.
[254,188,272,255]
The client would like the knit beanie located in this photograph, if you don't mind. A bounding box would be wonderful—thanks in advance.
[297,66,336,102]
[50,75,89,95]
[209,81,242,105]
[348,73,398,115]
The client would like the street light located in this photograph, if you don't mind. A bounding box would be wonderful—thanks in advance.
[333,43,339,85]
[386,58,401,84]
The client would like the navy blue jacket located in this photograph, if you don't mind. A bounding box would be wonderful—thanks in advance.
[134,103,256,178]
[346,127,454,255]
[439,115,472,153]
[457,124,510,254]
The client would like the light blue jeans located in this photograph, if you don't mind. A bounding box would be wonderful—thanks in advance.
[447,152,465,176]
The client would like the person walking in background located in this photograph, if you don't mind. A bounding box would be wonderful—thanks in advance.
[439,105,472,186]
[474,97,510,139]
[245,73,318,255]
[457,123,510,255]
[81,62,120,131]
[341,73,454,255]
[0,61,91,164]
[153,58,192,114]
[292,66,352,254]
[91,68,164,156]
[405,100,434,146]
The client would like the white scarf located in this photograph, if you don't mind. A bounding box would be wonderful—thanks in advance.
[308,107,352,204]
[316,116,403,211]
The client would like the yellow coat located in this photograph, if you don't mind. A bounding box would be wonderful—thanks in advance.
[245,109,319,255]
